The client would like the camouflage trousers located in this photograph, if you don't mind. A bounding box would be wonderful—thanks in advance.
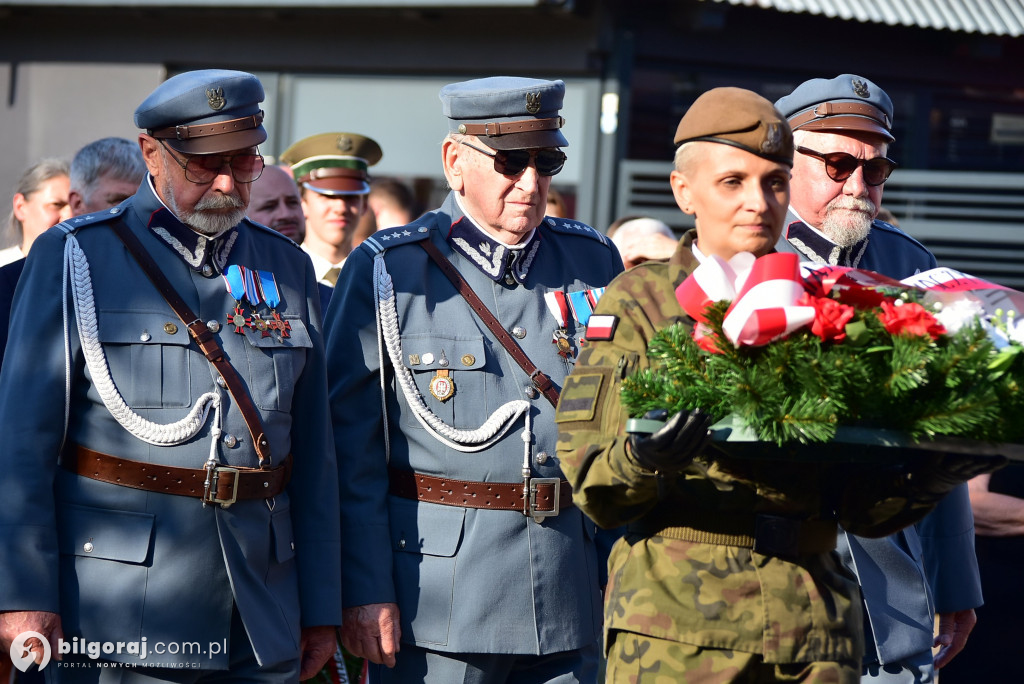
[605,631,859,684]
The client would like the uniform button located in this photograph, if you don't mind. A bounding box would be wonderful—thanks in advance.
[83,542,94,553]
[512,326,527,339]
[216,377,227,388]
[207,320,221,333]
[140,331,152,342]
[421,352,435,365]
[202,265,214,277]
[546,218,556,227]
[461,354,475,366]
[290,542,295,551]
[505,274,516,286]
[398,538,406,549]
[535,451,550,465]
[222,434,238,448]
[524,385,539,400]
[163,322,178,335]
[418,227,428,233]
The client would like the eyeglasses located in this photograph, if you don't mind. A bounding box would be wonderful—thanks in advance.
[796,146,897,187]
[458,140,566,177]
[158,140,265,184]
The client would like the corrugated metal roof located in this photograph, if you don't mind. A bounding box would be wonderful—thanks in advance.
[707,0,1024,36]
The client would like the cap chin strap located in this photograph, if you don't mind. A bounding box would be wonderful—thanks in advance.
[787,101,891,132]
[457,116,564,137]
[149,111,265,141]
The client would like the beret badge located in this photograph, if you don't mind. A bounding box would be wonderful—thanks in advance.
[851,78,870,99]
[762,122,784,154]
[206,87,226,111]
[525,92,542,115]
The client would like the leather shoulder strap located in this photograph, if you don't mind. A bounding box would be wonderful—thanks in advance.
[418,239,560,408]
[109,219,273,467]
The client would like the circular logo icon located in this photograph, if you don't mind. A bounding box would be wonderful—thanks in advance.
[10,631,51,672]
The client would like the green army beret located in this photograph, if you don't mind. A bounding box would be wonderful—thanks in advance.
[674,87,794,166]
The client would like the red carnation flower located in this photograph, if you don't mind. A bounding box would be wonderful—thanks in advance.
[798,292,855,342]
[877,300,946,340]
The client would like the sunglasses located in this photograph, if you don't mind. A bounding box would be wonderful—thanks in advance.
[796,146,897,187]
[159,140,265,185]
[459,140,566,177]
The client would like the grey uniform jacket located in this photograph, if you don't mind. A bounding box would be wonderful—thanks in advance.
[326,192,623,655]
[779,212,982,664]
[0,178,341,669]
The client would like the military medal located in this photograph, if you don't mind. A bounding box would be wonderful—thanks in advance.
[223,265,257,335]
[567,288,605,328]
[544,290,575,359]
[227,304,250,333]
[429,370,455,402]
[257,270,291,342]
[250,313,271,337]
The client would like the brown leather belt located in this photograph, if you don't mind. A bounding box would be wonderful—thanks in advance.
[62,445,292,507]
[388,466,573,519]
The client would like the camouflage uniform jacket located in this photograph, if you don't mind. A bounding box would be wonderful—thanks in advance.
[555,230,863,665]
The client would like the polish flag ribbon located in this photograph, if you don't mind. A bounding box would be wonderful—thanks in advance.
[676,252,815,347]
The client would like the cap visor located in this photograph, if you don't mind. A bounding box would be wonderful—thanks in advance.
[303,178,370,195]
[479,129,568,151]
[163,127,267,154]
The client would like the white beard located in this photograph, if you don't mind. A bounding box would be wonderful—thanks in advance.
[820,196,876,247]
[164,181,246,237]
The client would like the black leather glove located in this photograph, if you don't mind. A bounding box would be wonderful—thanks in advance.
[628,408,714,474]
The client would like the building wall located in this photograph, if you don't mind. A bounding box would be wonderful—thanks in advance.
[0,63,164,204]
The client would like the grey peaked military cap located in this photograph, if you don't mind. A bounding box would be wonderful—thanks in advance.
[775,74,894,143]
[440,76,568,150]
[135,69,268,154]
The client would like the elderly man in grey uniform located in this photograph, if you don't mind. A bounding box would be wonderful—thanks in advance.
[775,74,981,683]
[0,69,340,682]
[327,77,623,683]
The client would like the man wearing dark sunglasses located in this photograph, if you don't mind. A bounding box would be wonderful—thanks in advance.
[326,76,623,684]
[776,74,981,684]
[0,69,341,682]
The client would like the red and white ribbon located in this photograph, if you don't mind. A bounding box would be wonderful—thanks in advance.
[676,252,815,347]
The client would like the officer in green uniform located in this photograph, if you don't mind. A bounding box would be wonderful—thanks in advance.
[555,88,872,684]
[280,132,382,287]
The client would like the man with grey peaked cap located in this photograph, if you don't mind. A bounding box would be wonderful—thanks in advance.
[0,69,341,682]
[326,76,623,683]
[775,74,981,684]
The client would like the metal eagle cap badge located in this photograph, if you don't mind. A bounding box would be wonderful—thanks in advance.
[526,92,542,115]
[207,87,226,111]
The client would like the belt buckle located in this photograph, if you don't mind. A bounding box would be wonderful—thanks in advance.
[526,477,560,522]
[203,465,240,508]
[753,514,800,560]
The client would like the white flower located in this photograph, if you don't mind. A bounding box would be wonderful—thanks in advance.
[932,297,985,334]
[1008,317,1024,346]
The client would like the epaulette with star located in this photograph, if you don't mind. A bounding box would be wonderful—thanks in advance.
[361,224,432,255]
[56,205,127,236]
[542,216,610,247]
